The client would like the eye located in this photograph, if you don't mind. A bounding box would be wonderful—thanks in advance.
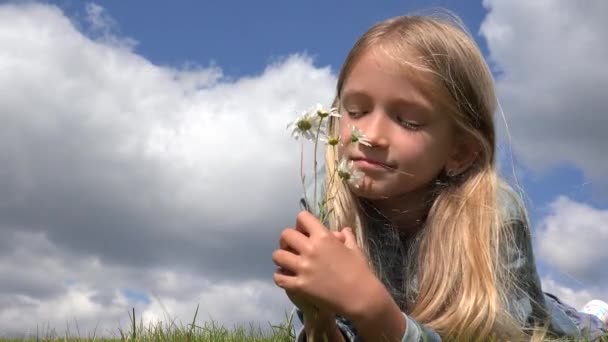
[396,116,421,130]
[346,110,366,118]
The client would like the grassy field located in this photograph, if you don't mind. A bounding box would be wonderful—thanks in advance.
[0,307,297,342]
[0,307,606,341]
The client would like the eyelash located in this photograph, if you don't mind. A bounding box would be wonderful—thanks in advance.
[396,116,421,131]
[346,111,421,131]
[346,110,364,118]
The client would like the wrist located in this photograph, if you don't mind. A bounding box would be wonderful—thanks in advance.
[350,278,406,341]
[348,276,389,321]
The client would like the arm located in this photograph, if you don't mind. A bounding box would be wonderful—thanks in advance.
[497,187,582,337]
[506,218,606,338]
[504,219,582,338]
[349,278,442,342]
[292,185,441,341]
[296,307,443,342]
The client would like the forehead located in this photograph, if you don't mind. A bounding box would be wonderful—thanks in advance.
[341,48,437,113]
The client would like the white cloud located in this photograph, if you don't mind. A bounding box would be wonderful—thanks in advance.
[85,2,114,33]
[541,277,597,311]
[82,2,137,49]
[482,0,608,325]
[6,0,605,336]
[0,232,293,336]
[481,0,608,193]
[536,196,608,287]
[141,280,292,330]
[0,2,334,335]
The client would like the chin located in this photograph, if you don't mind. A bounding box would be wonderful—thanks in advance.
[348,179,393,200]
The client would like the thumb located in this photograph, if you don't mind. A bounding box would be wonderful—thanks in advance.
[341,227,358,250]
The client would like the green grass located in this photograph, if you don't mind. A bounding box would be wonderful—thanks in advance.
[0,306,297,342]
[0,306,606,341]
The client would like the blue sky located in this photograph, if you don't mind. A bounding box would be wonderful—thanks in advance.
[53,0,605,212]
[55,1,488,75]
[0,0,606,336]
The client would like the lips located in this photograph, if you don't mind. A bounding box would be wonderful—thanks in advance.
[350,157,394,170]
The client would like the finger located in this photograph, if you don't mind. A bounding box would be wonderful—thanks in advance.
[295,210,327,237]
[279,228,309,253]
[273,270,297,290]
[272,249,301,273]
[332,231,346,243]
[277,266,295,276]
[342,227,358,250]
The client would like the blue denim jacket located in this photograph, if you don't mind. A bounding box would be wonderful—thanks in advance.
[293,174,607,341]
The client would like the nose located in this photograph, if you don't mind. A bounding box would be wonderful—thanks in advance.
[360,110,389,148]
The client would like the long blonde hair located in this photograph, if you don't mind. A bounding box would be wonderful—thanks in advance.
[323,15,545,341]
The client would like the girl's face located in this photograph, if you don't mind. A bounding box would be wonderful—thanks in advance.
[338,50,462,204]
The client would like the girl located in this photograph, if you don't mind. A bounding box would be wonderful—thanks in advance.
[272,14,607,341]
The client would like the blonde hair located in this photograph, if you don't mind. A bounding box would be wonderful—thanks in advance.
[323,14,548,341]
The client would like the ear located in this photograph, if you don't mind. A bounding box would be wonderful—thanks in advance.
[445,134,481,176]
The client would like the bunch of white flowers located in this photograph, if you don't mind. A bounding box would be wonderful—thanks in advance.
[287,103,368,223]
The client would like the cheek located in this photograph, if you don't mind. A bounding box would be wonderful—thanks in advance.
[393,136,448,172]
[392,135,427,161]
[337,119,352,152]
[337,116,352,137]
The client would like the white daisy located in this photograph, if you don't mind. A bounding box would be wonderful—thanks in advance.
[320,135,340,146]
[350,125,371,146]
[314,103,341,119]
[287,110,323,140]
[337,158,365,188]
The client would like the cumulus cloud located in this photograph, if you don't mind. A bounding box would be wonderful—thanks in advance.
[481,0,608,318]
[0,2,335,335]
[481,0,608,193]
[536,196,608,289]
[3,0,606,336]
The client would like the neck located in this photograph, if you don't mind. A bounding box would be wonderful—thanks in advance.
[366,187,435,236]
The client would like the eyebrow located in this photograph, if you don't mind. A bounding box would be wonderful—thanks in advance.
[340,90,370,102]
[341,89,433,115]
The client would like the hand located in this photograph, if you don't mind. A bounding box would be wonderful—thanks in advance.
[272,210,378,318]
[275,231,346,319]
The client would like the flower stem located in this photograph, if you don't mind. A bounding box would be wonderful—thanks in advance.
[317,147,339,225]
[300,139,309,209]
[312,118,324,216]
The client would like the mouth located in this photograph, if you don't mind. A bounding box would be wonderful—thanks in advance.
[350,157,395,171]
